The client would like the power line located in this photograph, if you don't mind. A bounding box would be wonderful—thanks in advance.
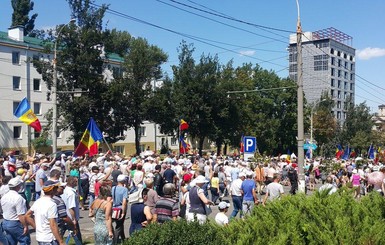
[156,0,288,44]
[168,0,292,34]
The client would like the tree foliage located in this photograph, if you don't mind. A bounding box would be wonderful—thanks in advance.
[11,0,38,36]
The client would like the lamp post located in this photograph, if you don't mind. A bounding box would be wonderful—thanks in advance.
[52,19,75,154]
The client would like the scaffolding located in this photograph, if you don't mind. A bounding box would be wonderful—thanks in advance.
[312,27,353,47]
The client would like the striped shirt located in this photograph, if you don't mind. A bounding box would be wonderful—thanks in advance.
[52,195,67,228]
[155,197,179,223]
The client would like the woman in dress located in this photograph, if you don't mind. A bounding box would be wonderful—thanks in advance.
[90,185,114,244]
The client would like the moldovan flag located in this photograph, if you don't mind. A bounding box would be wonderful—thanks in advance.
[74,118,103,157]
[179,135,190,154]
[14,97,42,132]
[180,119,189,131]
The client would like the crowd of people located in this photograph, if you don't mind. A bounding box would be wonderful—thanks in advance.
[0,150,384,244]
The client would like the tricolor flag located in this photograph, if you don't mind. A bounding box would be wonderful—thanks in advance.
[240,135,244,153]
[336,144,343,159]
[74,118,103,157]
[368,144,375,159]
[180,119,189,131]
[179,135,190,154]
[14,97,42,132]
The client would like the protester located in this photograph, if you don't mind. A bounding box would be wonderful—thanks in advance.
[25,180,64,245]
[129,188,152,235]
[263,173,284,205]
[35,161,49,200]
[241,171,258,216]
[153,183,179,223]
[90,185,113,245]
[319,176,338,195]
[111,174,128,244]
[187,176,214,224]
[215,201,230,226]
[61,176,82,244]
[230,172,245,219]
[1,177,30,244]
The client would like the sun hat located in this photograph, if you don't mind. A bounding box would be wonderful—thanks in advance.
[8,177,23,188]
[218,201,230,209]
[194,175,208,184]
[117,174,127,182]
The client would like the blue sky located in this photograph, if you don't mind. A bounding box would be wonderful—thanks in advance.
[1,0,384,111]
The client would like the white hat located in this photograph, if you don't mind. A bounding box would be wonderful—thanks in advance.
[218,201,230,209]
[246,171,254,177]
[194,175,208,184]
[8,177,23,188]
[239,172,246,178]
[352,169,358,174]
[41,162,50,168]
[117,174,127,182]
[59,182,67,187]
[61,154,67,158]
[55,161,61,166]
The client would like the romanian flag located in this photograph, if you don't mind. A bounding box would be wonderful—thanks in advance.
[368,144,375,159]
[179,135,190,154]
[180,119,189,131]
[14,97,42,132]
[240,135,244,153]
[350,149,356,158]
[336,144,343,159]
[74,118,103,157]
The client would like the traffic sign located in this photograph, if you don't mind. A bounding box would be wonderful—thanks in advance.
[243,136,257,153]
[304,143,317,150]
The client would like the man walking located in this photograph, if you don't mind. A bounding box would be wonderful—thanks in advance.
[1,177,30,244]
[61,177,82,244]
[229,172,245,219]
[112,175,128,244]
[263,173,284,205]
[241,171,258,216]
[25,180,64,245]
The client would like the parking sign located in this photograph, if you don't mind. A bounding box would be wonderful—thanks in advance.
[243,136,257,153]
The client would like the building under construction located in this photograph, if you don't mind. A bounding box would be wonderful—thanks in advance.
[288,27,355,123]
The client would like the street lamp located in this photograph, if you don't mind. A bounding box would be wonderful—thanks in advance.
[310,99,327,144]
[52,19,75,154]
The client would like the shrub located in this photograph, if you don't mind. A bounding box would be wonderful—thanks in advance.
[125,220,226,245]
[125,192,385,245]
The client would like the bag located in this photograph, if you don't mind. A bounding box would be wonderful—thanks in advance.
[204,205,212,215]
[112,207,122,219]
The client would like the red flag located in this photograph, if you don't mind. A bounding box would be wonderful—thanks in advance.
[74,118,103,157]
[180,119,189,131]
[240,135,244,153]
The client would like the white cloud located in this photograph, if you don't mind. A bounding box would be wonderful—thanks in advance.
[357,47,385,60]
[239,50,256,56]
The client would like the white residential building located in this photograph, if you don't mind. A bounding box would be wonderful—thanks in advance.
[0,27,177,156]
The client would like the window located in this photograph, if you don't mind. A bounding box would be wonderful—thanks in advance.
[350,83,353,90]
[338,59,342,67]
[350,63,354,70]
[331,68,335,76]
[344,61,348,69]
[330,48,334,54]
[350,56,353,61]
[114,145,124,153]
[344,53,347,59]
[33,79,41,91]
[331,79,335,87]
[12,51,20,64]
[350,74,354,81]
[13,76,21,90]
[33,55,39,61]
[289,54,297,62]
[344,82,347,90]
[337,51,341,57]
[138,126,146,137]
[33,103,41,115]
[13,126,22,139]
[331,89,334,98]
[331,57,335,65]
[344,112,347,120]
[337,111,341,119]
[289,64,297,73]
[337,80,341,88]
[171,137,177,146]
[344,92,347,99]
[338,70,342,77]
[338,91,341,99]
[337,101,341,109]
[13,101,20,113]
[344,72,348,79]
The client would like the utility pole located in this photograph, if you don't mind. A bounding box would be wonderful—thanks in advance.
[296,0,305,192]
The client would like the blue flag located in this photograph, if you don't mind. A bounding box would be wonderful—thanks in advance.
[342,146,350,160]
[368,144,375,159]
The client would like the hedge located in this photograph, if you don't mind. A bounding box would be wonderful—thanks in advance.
[126,191,385,245]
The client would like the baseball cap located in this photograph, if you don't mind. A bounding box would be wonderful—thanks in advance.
[239,172,246,178]
[8,177,23,188]
[117,174,127,182]
[218,201,230,209]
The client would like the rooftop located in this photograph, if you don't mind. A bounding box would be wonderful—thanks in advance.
[312,27,353,47]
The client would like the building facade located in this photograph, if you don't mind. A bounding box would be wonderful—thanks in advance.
[289,27,355,123]
[0,27,178,156]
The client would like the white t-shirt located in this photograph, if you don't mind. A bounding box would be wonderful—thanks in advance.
[30,196,58,242]
[266,182,284,201]
[215,212,229,226]
[1,190,26,220]
[230,179,243,196]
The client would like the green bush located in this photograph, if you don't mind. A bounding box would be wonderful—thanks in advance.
[125,192,385,245]
[125,220,226,245]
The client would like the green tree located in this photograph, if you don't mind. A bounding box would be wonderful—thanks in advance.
[33,0,123,146]
[11,0,38,36]
[111,37,168,155]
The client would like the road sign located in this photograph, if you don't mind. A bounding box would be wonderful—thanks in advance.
[243,136,257,153]
[304,143,317,150]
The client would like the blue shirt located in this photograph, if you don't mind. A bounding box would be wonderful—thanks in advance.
[241,179,256,201]
[112,186,128,207]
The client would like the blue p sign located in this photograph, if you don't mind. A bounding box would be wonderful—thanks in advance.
[244,136,257,153]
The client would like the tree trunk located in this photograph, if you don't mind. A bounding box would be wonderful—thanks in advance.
[198,137,205,156]
[134,123,141,155]
[216,139,222,156]
[223,142,228,155]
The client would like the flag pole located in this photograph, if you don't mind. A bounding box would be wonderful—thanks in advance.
[103,136,113,154]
